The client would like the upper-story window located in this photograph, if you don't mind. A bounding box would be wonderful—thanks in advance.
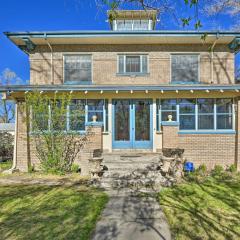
[64,55,92,84]
[171,54,199,84]
[118,55,148,74]
[114,20,151,31]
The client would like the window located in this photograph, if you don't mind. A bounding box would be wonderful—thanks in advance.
[157,98,234,132]
[64,55,92,84]
[171,54,199,83]
[216,99,233,129]
[118,55,148,74]
[31,99,108,133]
[115,20,150,31]
[69,100,86,131]
[161,99,177,121]
[87,99,104,122]
[179,99,196,130]
[198,99,214,130]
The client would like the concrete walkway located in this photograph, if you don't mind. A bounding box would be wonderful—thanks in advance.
[91,191,172,240]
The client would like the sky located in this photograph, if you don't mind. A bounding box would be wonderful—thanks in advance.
[0,0,238,82]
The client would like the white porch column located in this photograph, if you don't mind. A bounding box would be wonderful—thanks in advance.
[108,98,112,152]
[152,98,157,152]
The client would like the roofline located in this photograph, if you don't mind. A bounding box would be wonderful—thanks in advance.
[4,30,240,38]
[1,84,240,93]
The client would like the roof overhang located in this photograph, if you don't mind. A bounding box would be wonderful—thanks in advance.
[4,31,240,52]
[1,84,240,93]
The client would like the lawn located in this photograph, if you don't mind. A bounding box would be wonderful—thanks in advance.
[0,184,108,240]
[159,174,240,240]
[0,161,12,171]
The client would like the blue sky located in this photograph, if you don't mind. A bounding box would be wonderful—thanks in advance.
[0,0,238,82]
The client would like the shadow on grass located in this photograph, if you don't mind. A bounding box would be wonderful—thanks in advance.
[158,176,240,240]
[0,184,108,240]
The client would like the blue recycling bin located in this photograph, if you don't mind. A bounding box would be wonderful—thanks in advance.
[184,162,194,172]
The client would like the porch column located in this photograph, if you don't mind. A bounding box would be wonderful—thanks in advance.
[152,98,157,152]
[108,98,112,152]
[235,98,240,171]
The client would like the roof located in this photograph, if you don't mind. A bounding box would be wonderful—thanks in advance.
[0,123,15,132]
[4,31,240,51]
[107,10,158,20]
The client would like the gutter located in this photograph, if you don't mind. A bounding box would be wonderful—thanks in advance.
[1,84,240,92]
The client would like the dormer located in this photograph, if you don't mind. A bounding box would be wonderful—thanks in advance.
[108,10,157,31]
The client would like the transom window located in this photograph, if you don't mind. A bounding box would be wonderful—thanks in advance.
[64,55,92,84]
[156,98,234,131]
[118,55,148,74]
[171,54,199,84]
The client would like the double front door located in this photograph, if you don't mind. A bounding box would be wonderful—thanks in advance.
[112,99,152,149]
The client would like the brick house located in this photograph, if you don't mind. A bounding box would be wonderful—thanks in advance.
[2,10,240,175]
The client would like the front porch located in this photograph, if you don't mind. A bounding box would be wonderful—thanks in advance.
[2,84,240,174]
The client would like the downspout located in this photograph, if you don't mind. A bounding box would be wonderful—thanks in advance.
[44,33,54,85]
[11,102,18,170]
[210,32,220,84]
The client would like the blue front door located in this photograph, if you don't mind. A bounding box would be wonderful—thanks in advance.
[112,99,152,149]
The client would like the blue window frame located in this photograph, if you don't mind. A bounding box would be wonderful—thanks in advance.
[157,98,234,132]
[31,99,108,133]
[197,99,214,130]
[179,99,196,130]
[216,99,233,130]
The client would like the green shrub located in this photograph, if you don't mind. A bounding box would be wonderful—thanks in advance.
[184,164,208,183]
[0,132,14,161]
[197,164,207,175]
[227,164,237,173]
[211,165,224,177]
[71,164,80,173]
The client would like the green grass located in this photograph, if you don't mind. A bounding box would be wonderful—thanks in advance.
[0,185,108,240]
[0,161,12,171]
[158,175,240,240]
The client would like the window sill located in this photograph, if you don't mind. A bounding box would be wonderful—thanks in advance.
[116,73,150,77]
[64,81,92,85]
[161,121,179,126]
[178,130,236,135]
[170,81,199,85]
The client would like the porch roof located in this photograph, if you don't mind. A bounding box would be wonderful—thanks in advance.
[1,84,240,93]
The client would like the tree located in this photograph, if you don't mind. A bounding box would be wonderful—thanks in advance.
[25,92,89,174]
[98,0,240,30]
[0,68,24,123]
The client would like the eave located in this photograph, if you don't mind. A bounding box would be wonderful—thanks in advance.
[4,30,240,52]
[1,84,240,93]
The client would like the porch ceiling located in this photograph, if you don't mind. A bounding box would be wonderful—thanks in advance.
[1,84,240,93]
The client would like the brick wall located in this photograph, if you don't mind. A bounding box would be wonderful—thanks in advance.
[15,101,103,176]
[178,134,236,169]
[162,125,179,149]
[29,44,235,85]
[161,123,236,169]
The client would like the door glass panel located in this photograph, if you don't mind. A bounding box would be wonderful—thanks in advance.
[114,100,130,141]
[135,100,150,141]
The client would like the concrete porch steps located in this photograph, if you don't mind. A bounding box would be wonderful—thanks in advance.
[97,152,164,190]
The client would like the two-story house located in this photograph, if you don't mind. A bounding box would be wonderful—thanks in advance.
[3,10,240,174]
